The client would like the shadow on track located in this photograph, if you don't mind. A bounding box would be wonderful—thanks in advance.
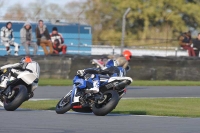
[112,110,147,115]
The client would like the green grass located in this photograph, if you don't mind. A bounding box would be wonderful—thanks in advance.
[39,79,72,86]
[20,98,200,117]
[133,80,200,86]
[113,98,200,117]
[39,79,200,86]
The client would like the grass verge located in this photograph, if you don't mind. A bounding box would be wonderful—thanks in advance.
[20,98,200,117]
[39,79,72,86]
[39,79,200,86]
[133,80,200,86]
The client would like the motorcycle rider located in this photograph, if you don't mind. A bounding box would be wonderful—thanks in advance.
[0,56,40,90]
[107,50,132,69]
[77,60,120,93]
[92,50,132,70]
[1,22,19,56]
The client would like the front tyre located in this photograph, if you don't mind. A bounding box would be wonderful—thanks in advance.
[55,95,71,114]
[4,85,28,111]
[92,90,119,116]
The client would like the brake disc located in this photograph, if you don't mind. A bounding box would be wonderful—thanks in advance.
[7,90,15,99]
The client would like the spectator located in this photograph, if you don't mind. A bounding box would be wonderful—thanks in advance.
[35,20,53,55]
[50,27,67,54]
[179,31,195,56]
[1,22,19,56]
[192,33,200,57]
[52,39,67,54]
[20,21,38,55]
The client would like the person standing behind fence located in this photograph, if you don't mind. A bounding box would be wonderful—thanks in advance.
[1,22,19,56]
[192,33,200,57]
[179,31,195,56]
[20,21,38,55]
[50,27,67,54]
[35,20,53,55]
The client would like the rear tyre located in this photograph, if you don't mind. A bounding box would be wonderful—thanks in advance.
[55,95,71,114]
[92,90,119,116]
[4,85,28,111]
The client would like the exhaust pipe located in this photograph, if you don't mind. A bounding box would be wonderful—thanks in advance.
[114,80,130,90]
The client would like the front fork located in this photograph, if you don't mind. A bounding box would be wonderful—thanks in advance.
[0,85,13,102]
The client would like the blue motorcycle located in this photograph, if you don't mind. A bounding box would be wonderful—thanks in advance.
[55,60,132,116]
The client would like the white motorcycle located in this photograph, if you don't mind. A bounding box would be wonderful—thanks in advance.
[0,62,40,111]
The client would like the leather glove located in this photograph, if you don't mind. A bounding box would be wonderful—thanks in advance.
[77,70,85,76]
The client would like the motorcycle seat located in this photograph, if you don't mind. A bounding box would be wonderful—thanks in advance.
[99,75,110,83]
[99,75,110,79]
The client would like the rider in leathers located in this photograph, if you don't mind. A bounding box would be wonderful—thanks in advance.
[77,60,120,93]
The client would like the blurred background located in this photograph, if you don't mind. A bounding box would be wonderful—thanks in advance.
[0,0,200,56]
[0,0,200,80]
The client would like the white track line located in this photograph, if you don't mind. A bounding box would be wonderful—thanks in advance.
[29,97,200,101]
[122,97,200,99]
[29,98,59,101]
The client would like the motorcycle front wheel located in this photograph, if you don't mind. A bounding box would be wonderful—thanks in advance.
[4,85,28,111]
[55,95,71,114]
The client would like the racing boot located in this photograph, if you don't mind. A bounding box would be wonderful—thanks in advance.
[14,51,18,56]
[0,101,3,107]
[7,50,11,55]
[0,76,8,89]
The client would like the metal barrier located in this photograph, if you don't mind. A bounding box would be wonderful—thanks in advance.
[0,43,189,57]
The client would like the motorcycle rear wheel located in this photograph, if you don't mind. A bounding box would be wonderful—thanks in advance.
[92,90,119,116]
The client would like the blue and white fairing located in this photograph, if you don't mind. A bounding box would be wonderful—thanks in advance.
[71,76,87,103]
[73,75,87,89]
[117,67,126,77]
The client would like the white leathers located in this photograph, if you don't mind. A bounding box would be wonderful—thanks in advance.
[0,63,20,70]
[1,26,19,55]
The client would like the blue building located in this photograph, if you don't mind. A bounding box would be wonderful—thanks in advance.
[0,21,92,55]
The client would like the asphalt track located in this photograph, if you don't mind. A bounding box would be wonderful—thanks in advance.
[1,86,200,133]
[0,108,200,133]
[33,86,200,99]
